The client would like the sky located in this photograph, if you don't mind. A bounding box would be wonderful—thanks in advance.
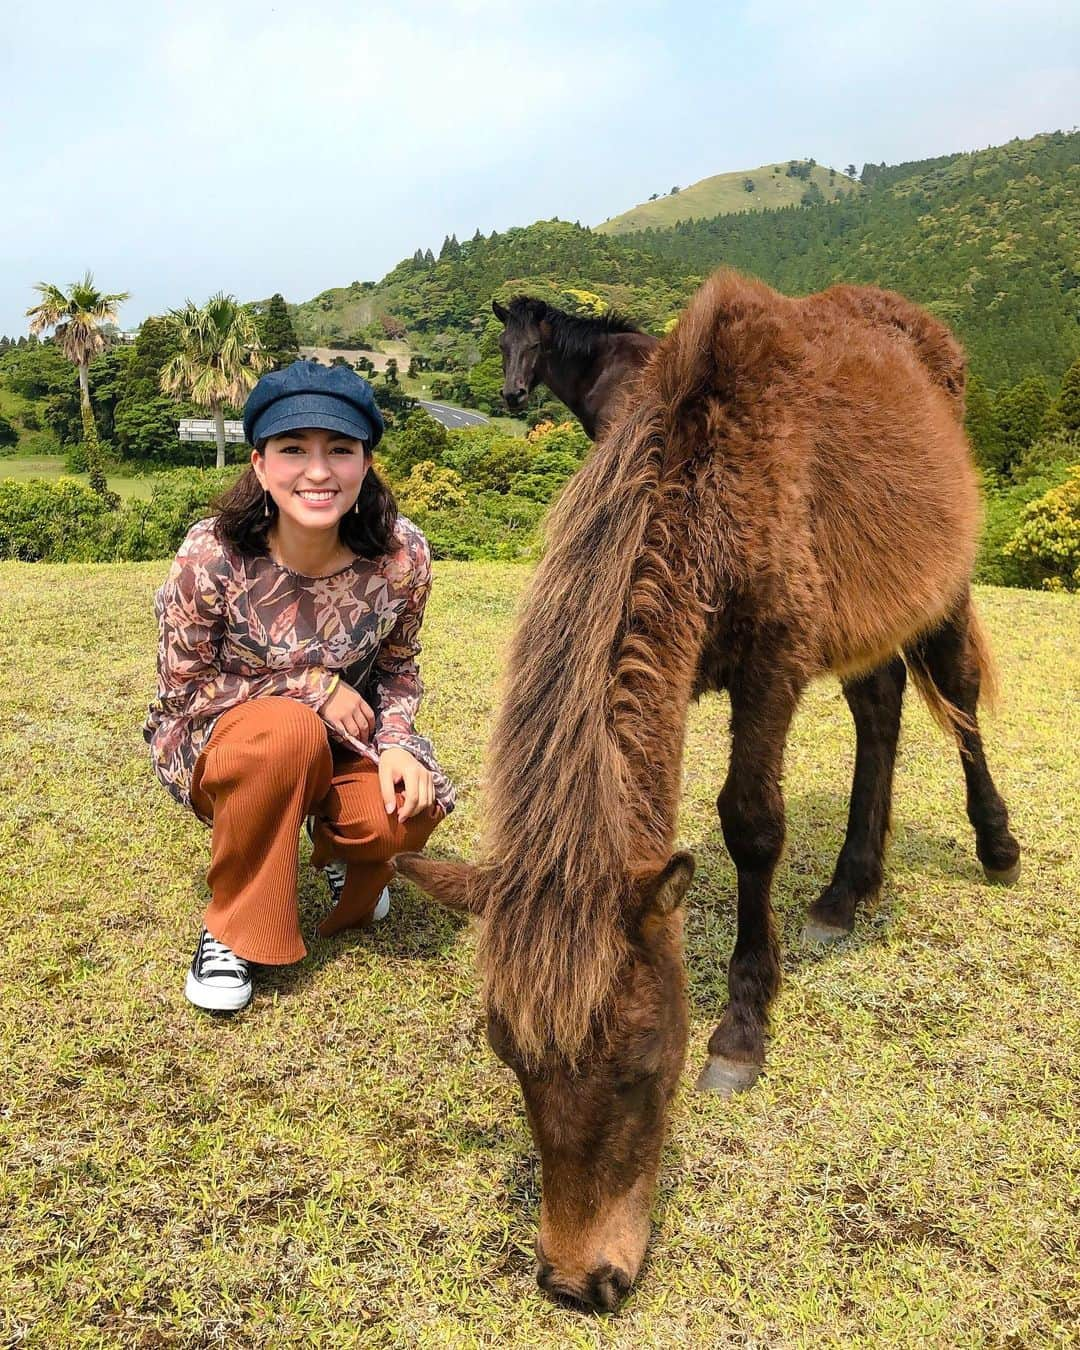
[1,0,1077,336]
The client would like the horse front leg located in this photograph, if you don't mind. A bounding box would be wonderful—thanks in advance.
[697,658,803,1097]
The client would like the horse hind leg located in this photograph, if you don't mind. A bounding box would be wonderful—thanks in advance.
[804,656,907,944]
[905,597,1021,883]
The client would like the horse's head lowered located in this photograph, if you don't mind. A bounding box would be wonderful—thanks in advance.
[396,850,695,1312]
[492,297,549,412]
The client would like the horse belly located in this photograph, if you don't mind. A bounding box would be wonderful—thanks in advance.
[811,417,980,676]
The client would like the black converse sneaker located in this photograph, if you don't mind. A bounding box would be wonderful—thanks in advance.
[307,818,391,923]
[185,927,252,1012]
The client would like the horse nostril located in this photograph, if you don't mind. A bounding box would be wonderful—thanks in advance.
[589,1263,632,1312]
[536,1261,632,1313]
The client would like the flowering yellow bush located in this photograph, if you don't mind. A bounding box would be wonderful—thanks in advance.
[1003,465,1080,590]
[526,419,557,442]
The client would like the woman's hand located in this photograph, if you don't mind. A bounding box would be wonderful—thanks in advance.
[378,745,437,822]
[320,679,376,744]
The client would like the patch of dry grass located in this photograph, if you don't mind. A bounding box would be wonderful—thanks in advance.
[0,564,1077,1347]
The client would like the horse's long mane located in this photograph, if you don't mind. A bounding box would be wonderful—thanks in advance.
[478,376,711,1066]
[506,296,644,364]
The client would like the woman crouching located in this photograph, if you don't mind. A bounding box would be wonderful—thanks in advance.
[143,361,454,1012]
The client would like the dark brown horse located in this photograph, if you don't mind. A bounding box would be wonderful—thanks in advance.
[401,271,1020,1312]
[492,297,657,438]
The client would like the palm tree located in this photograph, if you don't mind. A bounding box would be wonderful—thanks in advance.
[160,294,268,469]
[26,272,129,497]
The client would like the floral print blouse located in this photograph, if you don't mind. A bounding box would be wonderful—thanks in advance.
[143,516,455,821]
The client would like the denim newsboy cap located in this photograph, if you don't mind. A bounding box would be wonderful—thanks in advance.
[243,359,385,450]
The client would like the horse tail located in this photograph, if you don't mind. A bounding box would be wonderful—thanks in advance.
[652,270,803,464]
[904,596,998,743]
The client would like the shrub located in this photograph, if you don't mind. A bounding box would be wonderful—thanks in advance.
[409,492,545,562]
[0,467,241,562]
[0,478,116,562]
[0,415,17,450]
[15,429,62,458]
[117,468,242,561]
[442,429,533,494]
[63,440,121,475]
[1003,467,1080,591]
[1010,432,1079,485]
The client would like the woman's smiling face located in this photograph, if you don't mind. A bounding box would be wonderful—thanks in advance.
[253,428,370,531]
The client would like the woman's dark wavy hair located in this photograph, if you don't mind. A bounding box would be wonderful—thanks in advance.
[212,448,398,560]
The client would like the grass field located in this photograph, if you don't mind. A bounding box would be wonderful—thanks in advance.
[596,163,861,235]
[0,456,157,500]
[0,564,1077,1347]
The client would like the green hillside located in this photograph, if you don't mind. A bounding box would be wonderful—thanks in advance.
[596,160,861,234]
[289,220,690,345]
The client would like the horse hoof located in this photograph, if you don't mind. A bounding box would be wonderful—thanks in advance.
[695,1056,761,1097]
[801,917,852,945]
[984,859,1021,886]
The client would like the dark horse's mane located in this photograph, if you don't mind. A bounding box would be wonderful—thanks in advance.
[506,296,644,363]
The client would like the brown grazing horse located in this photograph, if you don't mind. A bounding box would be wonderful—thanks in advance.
[492,296,657,438]
[400,271,1020,1312]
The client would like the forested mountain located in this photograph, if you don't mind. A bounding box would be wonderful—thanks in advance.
[294,128,1080,391]
[621,130,1080,386]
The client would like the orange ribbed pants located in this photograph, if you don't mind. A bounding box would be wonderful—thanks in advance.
[189,697,441,964]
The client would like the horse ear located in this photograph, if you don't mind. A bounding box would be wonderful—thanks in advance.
[492,299,509,323]
[395,852,484,915]
[636,851,695,916]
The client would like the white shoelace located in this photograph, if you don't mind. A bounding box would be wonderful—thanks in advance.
[197,932,249,984]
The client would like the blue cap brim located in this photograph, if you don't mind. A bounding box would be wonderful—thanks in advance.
[251,393,374,446]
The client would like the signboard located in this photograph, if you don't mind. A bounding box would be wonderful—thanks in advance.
[178,418,246,444]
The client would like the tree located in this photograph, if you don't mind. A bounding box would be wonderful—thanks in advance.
[994,376,1051,476]
[964,374,1003,472]
[1049,357,1080,437]
[384,357,399,384]
[743,178,756,193]
[846,164,857,179]
[26,271,129,498]
[258,293,299,371]
[160,293,268,469]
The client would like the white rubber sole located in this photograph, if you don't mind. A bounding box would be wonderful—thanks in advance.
[324,864,391,923]
[184,968,253,1012]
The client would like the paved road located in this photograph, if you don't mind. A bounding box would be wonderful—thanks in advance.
[418,400,489,429]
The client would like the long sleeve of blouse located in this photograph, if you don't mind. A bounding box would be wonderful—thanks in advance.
[143,516,455,817]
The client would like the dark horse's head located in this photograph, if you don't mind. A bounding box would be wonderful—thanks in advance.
[492,296,549,412]
[397,850,694,1312]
